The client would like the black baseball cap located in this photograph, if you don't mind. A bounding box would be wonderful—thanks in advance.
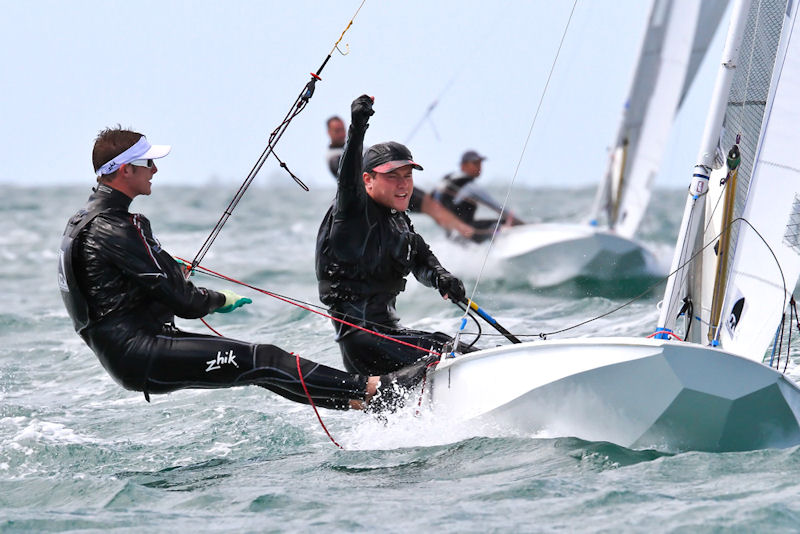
[363,141,423,173]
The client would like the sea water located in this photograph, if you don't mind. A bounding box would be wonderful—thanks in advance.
[2,184,800,532]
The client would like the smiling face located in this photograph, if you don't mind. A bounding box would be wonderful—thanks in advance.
[363,164,414,211]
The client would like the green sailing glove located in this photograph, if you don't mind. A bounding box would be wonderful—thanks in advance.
[214,290,252,313]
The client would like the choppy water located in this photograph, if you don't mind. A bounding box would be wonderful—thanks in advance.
[2,184,800,532]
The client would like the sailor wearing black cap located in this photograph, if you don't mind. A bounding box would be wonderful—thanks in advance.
[316,95,473,376]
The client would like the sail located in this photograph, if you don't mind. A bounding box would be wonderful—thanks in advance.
[613,0,702,238]
[591,0,702,236]
[716,0,800,360]
[679,0,730,107]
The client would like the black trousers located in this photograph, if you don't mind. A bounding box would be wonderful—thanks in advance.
[337,325,474,375]
[88,324,368,410]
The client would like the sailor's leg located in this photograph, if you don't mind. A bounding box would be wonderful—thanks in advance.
[135,330,368,410]
[469,220,499,243]
[337,327,456,375]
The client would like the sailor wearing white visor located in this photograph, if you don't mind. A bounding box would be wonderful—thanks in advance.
[58,125,431,413]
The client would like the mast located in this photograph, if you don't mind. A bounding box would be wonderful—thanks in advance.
[706,144,740,344]
[655,0,752,338]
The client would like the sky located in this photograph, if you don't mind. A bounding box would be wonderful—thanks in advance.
[1,1,728,192]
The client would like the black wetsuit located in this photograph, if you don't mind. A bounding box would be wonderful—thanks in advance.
[434,173,506,243]
[316,125,468,376]
[58,184,367,409]
[326,142,345,178]
[328,143,426,213]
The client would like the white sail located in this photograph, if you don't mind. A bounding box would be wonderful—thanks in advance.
[680,0,730,106]
[590,1,727,236]
[613,0,701,238]
[659,0,799,359]
[593,1,728,232]
[717,1,800,360]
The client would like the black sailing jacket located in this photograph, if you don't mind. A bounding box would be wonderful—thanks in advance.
[58,185,224,368]
[315,124,449,336]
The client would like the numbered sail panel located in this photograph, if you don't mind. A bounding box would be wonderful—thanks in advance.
[717,0,800,361]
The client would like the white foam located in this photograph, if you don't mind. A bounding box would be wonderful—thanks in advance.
[13,419,100,445]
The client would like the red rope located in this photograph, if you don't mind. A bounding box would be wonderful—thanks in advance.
[180,259,454,447]
[295,353,344,449]
[200,317,224,337]
[199,303,346,447]
[177,257,441,357]
[647,330,684,341]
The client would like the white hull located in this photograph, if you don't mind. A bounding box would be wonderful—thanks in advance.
[425,337,800,452]
[491,223,664,287]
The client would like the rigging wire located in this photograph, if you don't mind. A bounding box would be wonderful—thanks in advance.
[181,214,789,367]
[535,217,789,343]
[178,260,470,345]
[176,258,444,357]
[403,7,509,145]
[187,0,367,276]
[453,0,580,346]
[452,301,482,348]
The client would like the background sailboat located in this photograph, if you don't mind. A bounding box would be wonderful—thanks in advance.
[425,0,800,452]
[492,0,727,288]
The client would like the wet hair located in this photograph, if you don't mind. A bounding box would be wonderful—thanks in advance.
[92,125,143,182]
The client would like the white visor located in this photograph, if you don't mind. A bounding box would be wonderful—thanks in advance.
[96,136,171,176]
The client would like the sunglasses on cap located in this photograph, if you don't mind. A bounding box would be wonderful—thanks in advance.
[128,159,155,169]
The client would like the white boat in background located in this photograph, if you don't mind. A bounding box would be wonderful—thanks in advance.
[494,0,728,287]
[426,0,800,452]
[491,223,662,287]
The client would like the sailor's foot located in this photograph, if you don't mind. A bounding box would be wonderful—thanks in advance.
[368,354,439,413]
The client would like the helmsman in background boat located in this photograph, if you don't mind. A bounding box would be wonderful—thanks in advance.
[434,150,525,243]
[316,95,475,376]
[58,126,430,412]
[325,115,476,239]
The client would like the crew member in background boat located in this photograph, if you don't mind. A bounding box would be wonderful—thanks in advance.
[434,150,525,243]
[326,115,475,239]
[325,115,347,177]
[58,126,431,412]
[317,95,475,376]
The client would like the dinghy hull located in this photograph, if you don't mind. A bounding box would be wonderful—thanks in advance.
[491,223,662,287]
[426,338,800,452]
